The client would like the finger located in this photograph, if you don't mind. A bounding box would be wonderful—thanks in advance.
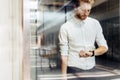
[80,53,87,57]
[85,52,92,57]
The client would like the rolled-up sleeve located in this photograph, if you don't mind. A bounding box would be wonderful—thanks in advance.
[58,24,69,56]
[95,21,108,50]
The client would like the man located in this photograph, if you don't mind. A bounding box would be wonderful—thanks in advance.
[59,0,108,79]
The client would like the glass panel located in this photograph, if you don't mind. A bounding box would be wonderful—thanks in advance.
[29,0,120,80]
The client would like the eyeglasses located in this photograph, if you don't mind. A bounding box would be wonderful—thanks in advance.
[77,7,91,13]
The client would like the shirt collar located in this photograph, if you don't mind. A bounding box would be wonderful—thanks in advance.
[73,15,87,26]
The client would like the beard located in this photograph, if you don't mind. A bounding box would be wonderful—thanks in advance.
[75,13,87,20]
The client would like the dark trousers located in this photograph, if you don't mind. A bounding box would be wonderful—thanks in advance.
[67,66,97,80]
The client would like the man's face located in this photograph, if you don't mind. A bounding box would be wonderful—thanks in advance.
[75,2,92,20]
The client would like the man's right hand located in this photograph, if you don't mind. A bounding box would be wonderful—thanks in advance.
[79,50,89,57]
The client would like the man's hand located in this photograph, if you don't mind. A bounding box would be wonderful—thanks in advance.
[85,51,93,57]
[61,74,67,80]
[79,50,93,57]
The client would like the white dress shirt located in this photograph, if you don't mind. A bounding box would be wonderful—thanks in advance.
[59,16,108,70]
